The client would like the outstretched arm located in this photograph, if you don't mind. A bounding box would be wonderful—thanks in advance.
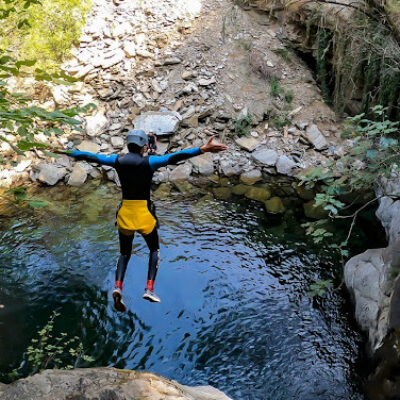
[148,136,227,172]
[65,150,117,167]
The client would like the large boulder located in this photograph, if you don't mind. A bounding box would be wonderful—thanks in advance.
[251,148,279,167]
[133,111,182,136]
[67,162,87,187]
[303,124,328,151]
[85,113,108,137]
[0,368,232,400]
[169,163,192,183]
[235,136,261,152]
[190,153,214,176]
[345,248,393,350]
[265,197,286,214]
[245,187,271,202]
[240,169,262,185]
[36,164,67,186]
[276,155,296,175]
[76,140,100,153]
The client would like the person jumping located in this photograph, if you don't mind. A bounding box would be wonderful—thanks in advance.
[64,130,227,312]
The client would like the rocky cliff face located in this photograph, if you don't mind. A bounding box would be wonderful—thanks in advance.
[344,172,400,351]
[0,368,232,400]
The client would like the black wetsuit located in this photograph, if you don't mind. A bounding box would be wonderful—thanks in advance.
[68,147,202,292]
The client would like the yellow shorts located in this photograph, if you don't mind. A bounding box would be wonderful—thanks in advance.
[116,200,157,236]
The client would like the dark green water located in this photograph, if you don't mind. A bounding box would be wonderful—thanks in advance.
[0,184,370,399]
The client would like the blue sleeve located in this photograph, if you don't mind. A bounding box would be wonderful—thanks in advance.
[67,150,117,167]
[148,147,202,171]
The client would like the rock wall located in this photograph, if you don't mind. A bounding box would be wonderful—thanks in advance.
[0,368,232,400]
[344,171,400,350]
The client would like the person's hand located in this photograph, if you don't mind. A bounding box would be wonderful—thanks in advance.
[200,136,227,153]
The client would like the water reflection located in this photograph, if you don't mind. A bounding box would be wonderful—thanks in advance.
[0,189,366,399]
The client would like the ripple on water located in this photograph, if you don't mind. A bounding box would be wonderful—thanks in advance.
[0,197,365,399]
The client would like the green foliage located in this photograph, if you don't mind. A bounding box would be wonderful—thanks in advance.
[273,48,291,62]
[10,311,94,380]
[238,39,253,51]
[316,29,332,105]
[0,54,95,156]
[234,114,253,137]
[272,112,291,129]
[0,0,96,159]
[270,78,284,98]
[307,279,333,298]
[299,105,399,250]
[285,90,294,105]
[0,0,91,69]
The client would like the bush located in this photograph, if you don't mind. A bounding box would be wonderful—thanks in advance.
[0,0,91,69]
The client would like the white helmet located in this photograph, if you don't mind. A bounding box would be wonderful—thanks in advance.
[127,129,147,147]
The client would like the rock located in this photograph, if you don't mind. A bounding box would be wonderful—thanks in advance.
[0,368,232,400]
[198,77,216,86]
[136,49,154,58]
[37,163,67,186]
[153,183,171,200]
[293,184,315,201]
[219,159,242,177]
[276,155,296,175]
[85,113,108,137]
[134,111,181,136]
[51,85,70,106]
[67,162,87,186]
[169,163,192,182]
[100,48,125,68]
[123,42,136,57]
[240,169,262,185]
[304,124,328,150]
[245,187,271,202]
[111,136,124,149]
[235,137,261,152]
[345,248,389,350]
[76,140,100,153]
[66,64,94,79]
[162,57,182,65]
[182,115,199,128]
[182,83,199,94]
[190,153,214,176]
[303,200,329,219]
[153,168,169,184]
[232,184,250,195]
[174,181,197,196]
[182,70,196,80]
[213,187,232,200]
[295,121,308,130]
[155,141,169,155]
[251,149,278,166]
[376,197,400,245]
[265,197,285,214]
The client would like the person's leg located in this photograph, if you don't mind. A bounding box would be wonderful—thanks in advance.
[142,227,161,302]
[115,230,134,290]
[113,230,134,312]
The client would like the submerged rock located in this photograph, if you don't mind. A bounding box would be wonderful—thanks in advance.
[245,186,271,202]
[213,187,232,200]
[0,368,232,400]
[265,197,286,214]
[303,200,329,219]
